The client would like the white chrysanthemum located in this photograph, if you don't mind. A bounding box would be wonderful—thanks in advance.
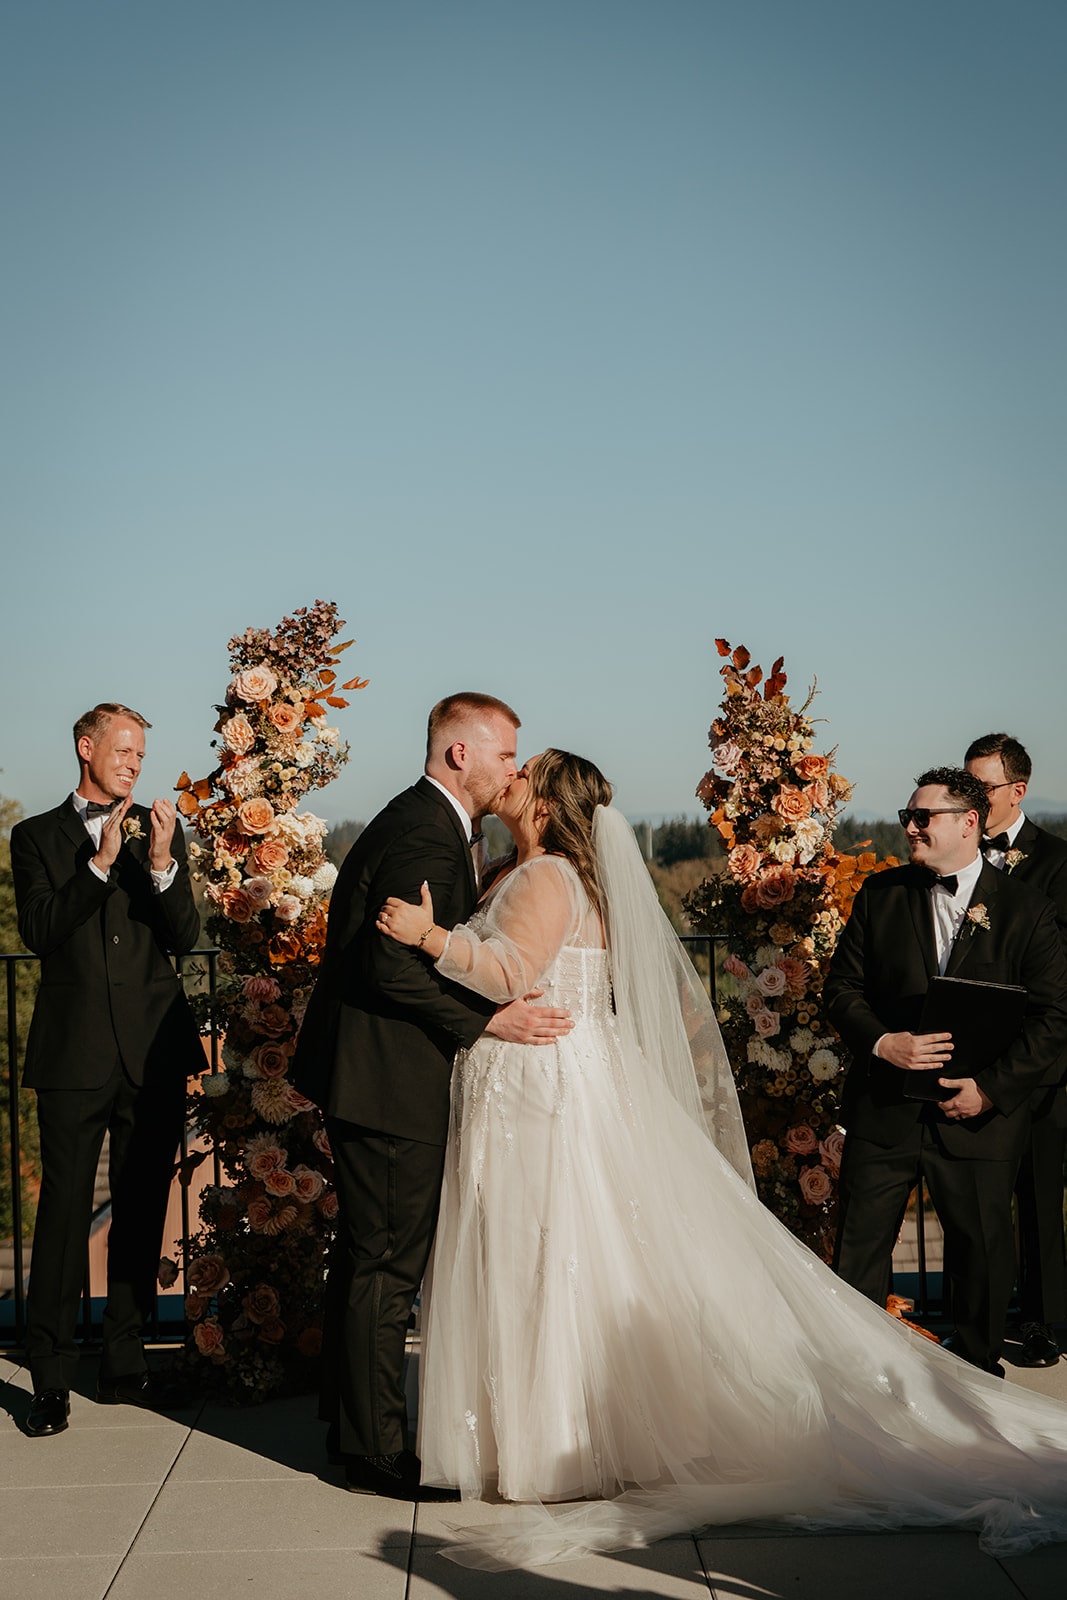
[289,875,315,898]
[808,1047,841,1081]
[789,1027,816,1055]
[312,861,338,892]
[220,757,262,799]
[754,945,780,967]
[293,742,316,768]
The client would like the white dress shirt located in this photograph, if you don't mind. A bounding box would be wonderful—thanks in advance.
[928,851,984,974]
[980,811,1026,872]
[72,793,177,892]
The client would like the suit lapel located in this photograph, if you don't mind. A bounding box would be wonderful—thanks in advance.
[414,777,477,901]
[944,859,1001,977]
[904,866,938,979]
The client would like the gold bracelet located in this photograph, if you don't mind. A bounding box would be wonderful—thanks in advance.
[416,925,435,949]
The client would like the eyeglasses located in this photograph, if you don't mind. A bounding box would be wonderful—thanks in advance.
[981,780,1017,795]
[897,808,972,829]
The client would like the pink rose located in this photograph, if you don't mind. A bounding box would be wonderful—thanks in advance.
[798,1164,834,1205]
[221,713,256,755]
[292,1164,326,1202]
[712,739,745,777]
[819,1129,846,1176]
[751,866,797,910]
[233,664,278,702]
[253,838,289,872]
[771,786,813,825]
[264,1168,296,1197]
[273,894,302,923]
[805,779,831,813]
[312,1127,332,1159]
[268,701,304,734]
[247,1141,286,1180]
[754,1009,780,1037]
[242,876,274,910]
[784,1124,819,1156]
[221,887,254,924]
[745,992,766,1018]
[755,966,787,997]
[247,1196,273,1232]
[193,1320,227,1359]
[723,954,752,982]
[318,1190,339,1220]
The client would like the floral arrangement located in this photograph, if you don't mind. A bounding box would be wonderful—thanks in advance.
[166,601,365,1401]
[684,641,897,1261]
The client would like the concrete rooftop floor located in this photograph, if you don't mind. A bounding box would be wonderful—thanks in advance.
[2,1339,1067,1600]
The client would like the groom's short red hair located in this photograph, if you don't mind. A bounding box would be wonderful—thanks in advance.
[426,693,520,759]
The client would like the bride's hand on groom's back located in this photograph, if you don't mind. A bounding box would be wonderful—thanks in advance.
[485,993,573,1045]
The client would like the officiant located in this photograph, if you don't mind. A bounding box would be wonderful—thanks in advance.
[824,765,1067,1375]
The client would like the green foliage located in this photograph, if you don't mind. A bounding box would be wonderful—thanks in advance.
[324,818,365,865]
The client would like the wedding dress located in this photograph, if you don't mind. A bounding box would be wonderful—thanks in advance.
[416,807,1067,1568]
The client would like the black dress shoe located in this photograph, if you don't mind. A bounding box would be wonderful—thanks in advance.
[344,1448,460,1502]
[96,1372,166,1408]
[26,1388,70,1437]
[1017,1321,1061,1368]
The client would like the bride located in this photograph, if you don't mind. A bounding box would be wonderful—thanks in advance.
[376,749,1067,1568]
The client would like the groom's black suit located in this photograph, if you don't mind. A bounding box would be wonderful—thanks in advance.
[10,799,201,1391]
[293,777,496,1457]
[996,819,1067,1325]
[825,859,1067,1368]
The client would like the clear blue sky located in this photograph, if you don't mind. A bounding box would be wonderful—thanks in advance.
[3,1,1064,826]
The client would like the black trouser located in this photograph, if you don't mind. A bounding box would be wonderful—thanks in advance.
[1015,1086,1067,1324]
[834,1122,1023,1369]
[322,1118,446,1457]
[27,1060,185,1392]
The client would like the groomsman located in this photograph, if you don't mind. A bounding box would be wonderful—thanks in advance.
[10,704,202,1435]
[965,732,1067,1367]
[825,766,1067,1375]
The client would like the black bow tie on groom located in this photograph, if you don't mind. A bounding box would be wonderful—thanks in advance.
[85,800,119,819]
[919,868,959,895]
[981,833,1011,853]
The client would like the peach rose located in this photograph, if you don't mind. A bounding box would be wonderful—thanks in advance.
[242,1284,281,1325]
[292,1164,326,1202]
[193,1319,226,1356]
[318,1190,339,1220]
[246,1138,286,1180]
[238,797,276,836]
[268,701,304,735]
[233,664,278,702]
[723,954,752,982]
[819,1129,846,1176]
[263,1168,296,1197]
[221,887,254,924]
[253,839,289,873]
[253,1041,291,1080]
[805,779,831,813]
[828,773,853,800]
[798,1165,834,1204]
[771,786,812,825]
[751,866,797,910]
[727,843,761,882]
[793,753,829,781]
[784,1124,819,1155]
[273,894,302,923]
[186,1253,229,1294]
[249,1197,277,1233]
[221,713,256,755]
[753,1008,781,1037]
[755,966,787,997]
[752,814,781,843]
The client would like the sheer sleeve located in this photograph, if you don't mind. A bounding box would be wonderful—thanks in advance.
[435,856,585,1003]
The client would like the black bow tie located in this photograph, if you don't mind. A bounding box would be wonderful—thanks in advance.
[84,800,118,819]
[470,832,484,848]
[920,868,958,894]
[982,832,1011,853]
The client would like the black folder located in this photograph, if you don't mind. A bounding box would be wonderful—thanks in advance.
[901,974,1028,1102]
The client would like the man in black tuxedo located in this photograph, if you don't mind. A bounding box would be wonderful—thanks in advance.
[825,766,1067,1375]
[965,732,1067,1368]
[11,703,201,1436]
[293,692,572,1500]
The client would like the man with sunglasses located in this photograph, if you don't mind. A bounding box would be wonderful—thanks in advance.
[825,766,1067,1376]
[965,733,1067,1369]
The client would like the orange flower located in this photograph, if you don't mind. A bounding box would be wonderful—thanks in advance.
[751,866,797,910]
[233,664,278,702]
[221,887,254,923]
[727,843,761,881]
[793,753,829,781]
[220,713,256,755]
[805,778,830,812]
[193,1319,226,1356]
[238,797,276,836]
[771,786,812,825]
[253,838,289,872]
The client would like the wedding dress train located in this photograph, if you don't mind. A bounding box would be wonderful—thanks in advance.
[414,814,1067,1567]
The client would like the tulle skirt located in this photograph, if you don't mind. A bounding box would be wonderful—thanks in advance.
[417,1010,1067,1567]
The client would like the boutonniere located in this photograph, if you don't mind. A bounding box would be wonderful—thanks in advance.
[964,903,991,934]
[122,815,145,842]
[1004,849,1026,873]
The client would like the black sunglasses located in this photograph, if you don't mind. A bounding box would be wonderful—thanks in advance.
[897,807,972,829]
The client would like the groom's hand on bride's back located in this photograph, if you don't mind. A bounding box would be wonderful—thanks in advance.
[485,993,573,1045]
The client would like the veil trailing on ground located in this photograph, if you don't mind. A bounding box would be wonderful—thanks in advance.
[591,804,754,1191]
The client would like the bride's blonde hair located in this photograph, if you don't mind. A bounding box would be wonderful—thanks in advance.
[527,749,613,912]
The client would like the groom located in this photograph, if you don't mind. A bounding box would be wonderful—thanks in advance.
[825,766,1067,1374]
[293,692,572,1499]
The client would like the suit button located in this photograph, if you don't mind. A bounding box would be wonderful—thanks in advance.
[112,935,120,944]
